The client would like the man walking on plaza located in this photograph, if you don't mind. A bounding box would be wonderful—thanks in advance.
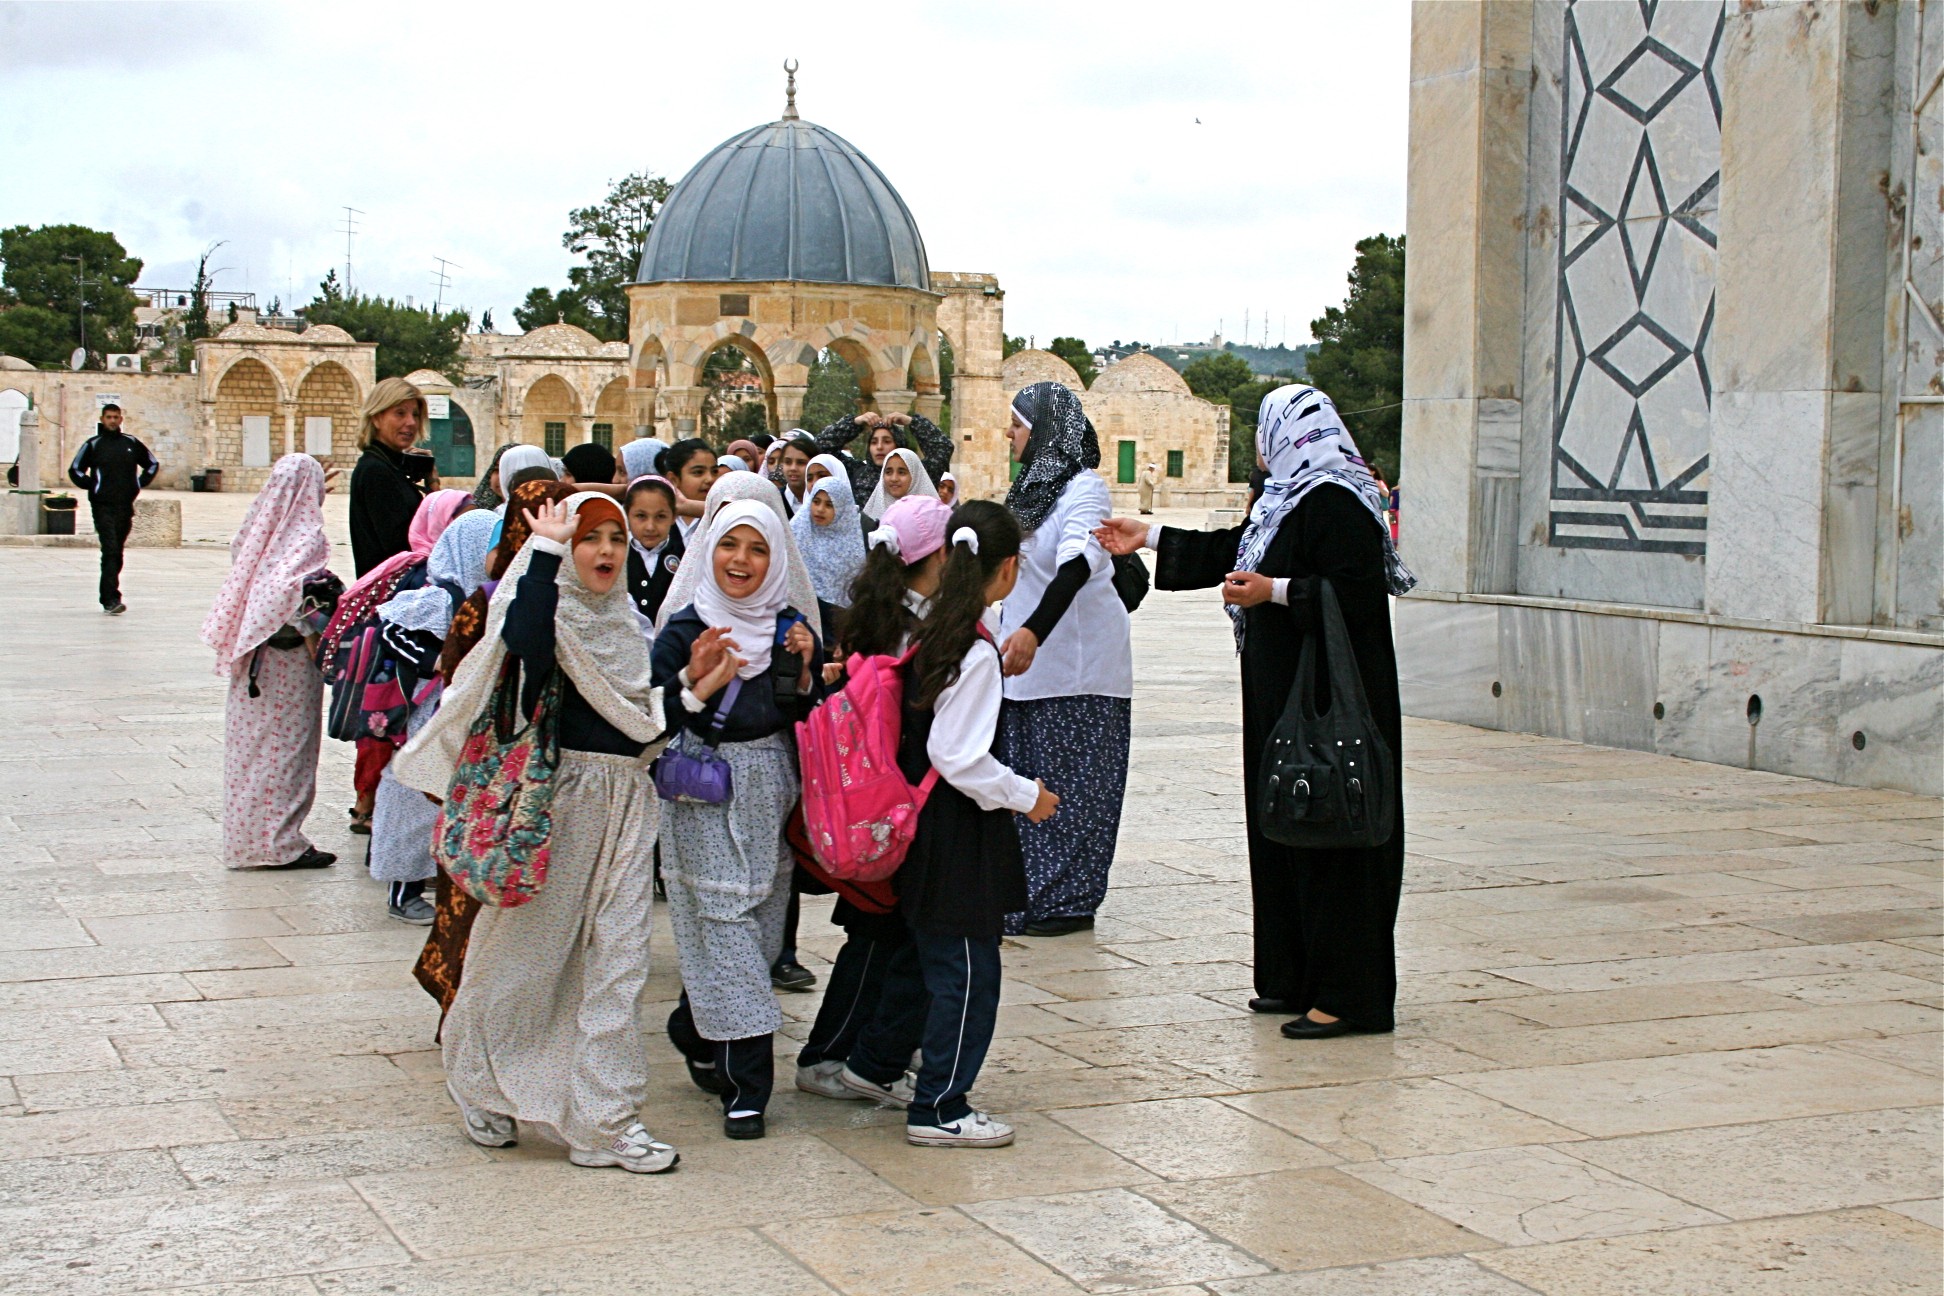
[67,403,159,614]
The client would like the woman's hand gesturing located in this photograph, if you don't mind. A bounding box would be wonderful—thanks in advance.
[522,498,575,545]
[1092,517,1149,556]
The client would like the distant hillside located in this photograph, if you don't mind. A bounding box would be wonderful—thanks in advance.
[1099,341,1312,380]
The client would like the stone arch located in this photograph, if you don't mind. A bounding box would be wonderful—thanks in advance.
[295,361,360,467]
[696,333,775,437]
[520,374,580,454]
[592,378,632,450]
[214,357,283,468]
[823,336,881,405]
[212,351,290,404]
[633,335,666,390]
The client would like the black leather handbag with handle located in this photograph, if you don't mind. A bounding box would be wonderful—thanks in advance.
[1259,578,1396,850]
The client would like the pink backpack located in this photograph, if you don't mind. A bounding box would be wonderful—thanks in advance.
[795,646,940,882]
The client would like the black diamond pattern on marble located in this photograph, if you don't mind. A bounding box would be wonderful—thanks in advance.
[1549,0,1721,557]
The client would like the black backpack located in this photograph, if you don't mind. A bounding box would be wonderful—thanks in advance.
[1259,578,1395,849]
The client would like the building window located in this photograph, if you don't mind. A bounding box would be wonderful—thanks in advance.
[1166,450,1184,478]
[591,422,613,449]
[1117,440,1137,484]
[544,422,566,457]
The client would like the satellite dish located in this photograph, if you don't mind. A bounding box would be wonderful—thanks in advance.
[68,348,87,371]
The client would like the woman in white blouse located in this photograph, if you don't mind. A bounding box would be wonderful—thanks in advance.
[993,382,1134,937]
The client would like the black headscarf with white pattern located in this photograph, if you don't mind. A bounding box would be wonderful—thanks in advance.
[1004,381,1098,534]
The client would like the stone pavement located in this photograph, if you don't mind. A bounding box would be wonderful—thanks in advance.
[0,535,1938,1296]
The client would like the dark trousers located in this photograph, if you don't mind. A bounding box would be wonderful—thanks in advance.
[90,500,132,607]
[774,886,801,968]
[667,994,774,1116]
[797,912,910,1068]
[847,925,1001,1128]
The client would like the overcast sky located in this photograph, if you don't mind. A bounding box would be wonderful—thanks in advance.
[0,0,1409,350]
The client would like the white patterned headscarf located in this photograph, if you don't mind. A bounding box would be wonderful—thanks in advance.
[791,474,867,606]
[693,500,793,679]
[392,492,666,797]
[1229,384,1416,647]
[863,447,939,520]
[654,470,821,640]
[497,445,554,497]
[620,437,668,481]
[377,508,499,638]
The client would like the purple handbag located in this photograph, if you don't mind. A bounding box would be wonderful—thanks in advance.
[651,678,743,804]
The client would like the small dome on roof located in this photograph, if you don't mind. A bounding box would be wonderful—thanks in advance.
[302,324,356,344]
[0,355,35,371]
[639,115,929,291]
[1093,352,1190,395]
[216,321,287,342]
[1001,349,1084,394]
[511,323,603,356]
[402,369,453,392]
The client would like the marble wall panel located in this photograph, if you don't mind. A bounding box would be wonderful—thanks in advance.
[1892,406,1943,632]
[1651,619,1725,764]
[1705,390,1828,624]
[1401,398,1481,593]
[1832,638,1944,797]
[1395,599,1503,729]
[1822,390,1885,626]
[1499,604,1658,750]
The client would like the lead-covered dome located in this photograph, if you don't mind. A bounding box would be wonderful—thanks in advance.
[636,117,930,291]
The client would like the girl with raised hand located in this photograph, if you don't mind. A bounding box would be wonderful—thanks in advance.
[792,494,951,1101]
[392,492,676,1175]
[650,500,825,1141]
[810,408,952,507]
[837,500,1058,1148]
[994,381,1133,937]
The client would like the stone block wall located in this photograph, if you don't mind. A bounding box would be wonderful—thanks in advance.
[0,371,203,489]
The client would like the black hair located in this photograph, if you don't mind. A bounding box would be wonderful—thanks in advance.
[504,465,557,496]
[779,431,816,458]
[910,501,1022,709]
[625,476,678,510]
[561,441,616,484]
[749,432,776,450]
[843,543,927,660]
[657,438,715,477]
[99,403,122,414]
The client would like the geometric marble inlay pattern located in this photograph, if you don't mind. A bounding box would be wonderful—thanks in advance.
[1550,0,1724,554]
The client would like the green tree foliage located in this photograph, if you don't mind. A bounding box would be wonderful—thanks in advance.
[1226,378,1282,482]
[1181,350,1254,401]
[801,349,862,433]
[0,223,142,365]
[182,248,219,343]
[721,400,770,441]
[1046,336,1097,387]
[517,172,672,341]
[304,273,467,380]
[1308,233,1405,482]
[479,308,495,333]
[1002,334,1026,359]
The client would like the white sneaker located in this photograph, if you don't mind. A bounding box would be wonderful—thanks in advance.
[796,1060,855,1099]
[568,1122,680,1174]
[837,1064,916,1106]
[447,1082,516,1148]
[907,1110,1015,1148]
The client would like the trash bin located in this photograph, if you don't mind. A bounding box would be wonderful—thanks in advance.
[190,472,208,493]
[42,495,76,535]
[202,468,224,493]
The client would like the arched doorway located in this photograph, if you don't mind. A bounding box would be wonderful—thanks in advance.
[698,337,773,442]
[425,396,476,477]
[0,389,27,464]
[215,358,282,468]
[592,379,631,452]
[520,374,579,456]
[295,362,360,471]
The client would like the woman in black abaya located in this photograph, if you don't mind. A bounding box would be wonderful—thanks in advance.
[1097,385,1414,1038]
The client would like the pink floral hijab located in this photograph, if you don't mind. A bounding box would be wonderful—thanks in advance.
[200,454,331,672]
[340,488,471,608]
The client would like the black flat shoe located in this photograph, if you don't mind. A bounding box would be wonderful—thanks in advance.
[770,960,817,992]
[268,847,336,870]
[685,1058,729,1095]
[1248,997,1295,1014]
[1022,915,1095,938]
[723,1112,766,1140]
[1281,1014,1394,1040]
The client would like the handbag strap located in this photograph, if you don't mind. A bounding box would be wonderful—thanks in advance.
[1313,579,1375,722]
[702,676,743,747]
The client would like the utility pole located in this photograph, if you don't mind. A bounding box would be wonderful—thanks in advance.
[431,257,461,314]
[337,206,364,295]
[62,253,99,363]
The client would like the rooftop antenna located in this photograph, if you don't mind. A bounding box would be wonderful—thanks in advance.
[337,206,364,295]
[61,253,100,363]
[431,257,461,313]
[782,58,800,120]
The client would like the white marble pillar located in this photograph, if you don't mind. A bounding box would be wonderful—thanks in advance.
[1398,0,1532,595]
[1707,0,1896,626]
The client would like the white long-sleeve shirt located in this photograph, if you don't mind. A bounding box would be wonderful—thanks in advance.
[1001,472,1132,701]
[927,635,1039,814]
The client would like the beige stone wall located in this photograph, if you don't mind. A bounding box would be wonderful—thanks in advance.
[0,369,202,489]
[294,362,361,475]
[194,322,378,492]
[210,358,281,487]
[933,272,1008,500]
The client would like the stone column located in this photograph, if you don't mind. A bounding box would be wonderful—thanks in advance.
[772,384,808,431]
[870,388,916,417]
[912,392,944,423]
[1707,0,1895,626]
[1397,0,1532,594]
[659,386,705,437]
[281,404,297,457]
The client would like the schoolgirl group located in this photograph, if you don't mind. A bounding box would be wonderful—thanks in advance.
[200,372,1413,1179]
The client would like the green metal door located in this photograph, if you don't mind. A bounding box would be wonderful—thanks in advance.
[424,399,476,478]
[1117,440,1137,484]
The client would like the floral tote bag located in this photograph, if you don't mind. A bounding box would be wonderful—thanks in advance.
[433,658,561,907]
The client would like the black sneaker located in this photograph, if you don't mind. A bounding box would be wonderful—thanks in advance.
[388,894,435,925]
[723,1112,766,1140]
[770,960,817,992]
[1023,915,1095,938]
[103,602,126,615]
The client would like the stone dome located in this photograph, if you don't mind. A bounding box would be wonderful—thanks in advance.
[637,117,930,291]
[301,324,356,344]
[1001,349,1085,394]
[0,355,34,371]
[508,323,603,356]
[1093,352,1191,396]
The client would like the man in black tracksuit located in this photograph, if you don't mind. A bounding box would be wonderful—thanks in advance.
[67,404,159,614]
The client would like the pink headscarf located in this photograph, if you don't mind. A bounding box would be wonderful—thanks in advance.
[867,494,951,564]
[200,454,330,673]
[341,488,471,607]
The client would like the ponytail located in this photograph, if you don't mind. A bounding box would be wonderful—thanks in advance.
[910,501,1022,709]
[843,543,922,660]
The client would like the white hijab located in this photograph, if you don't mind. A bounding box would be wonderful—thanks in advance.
[692,500,792,679]
[392,492,666,796]
[497,445,553,497]
[655,470,821,640]
[863,447,939,520]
